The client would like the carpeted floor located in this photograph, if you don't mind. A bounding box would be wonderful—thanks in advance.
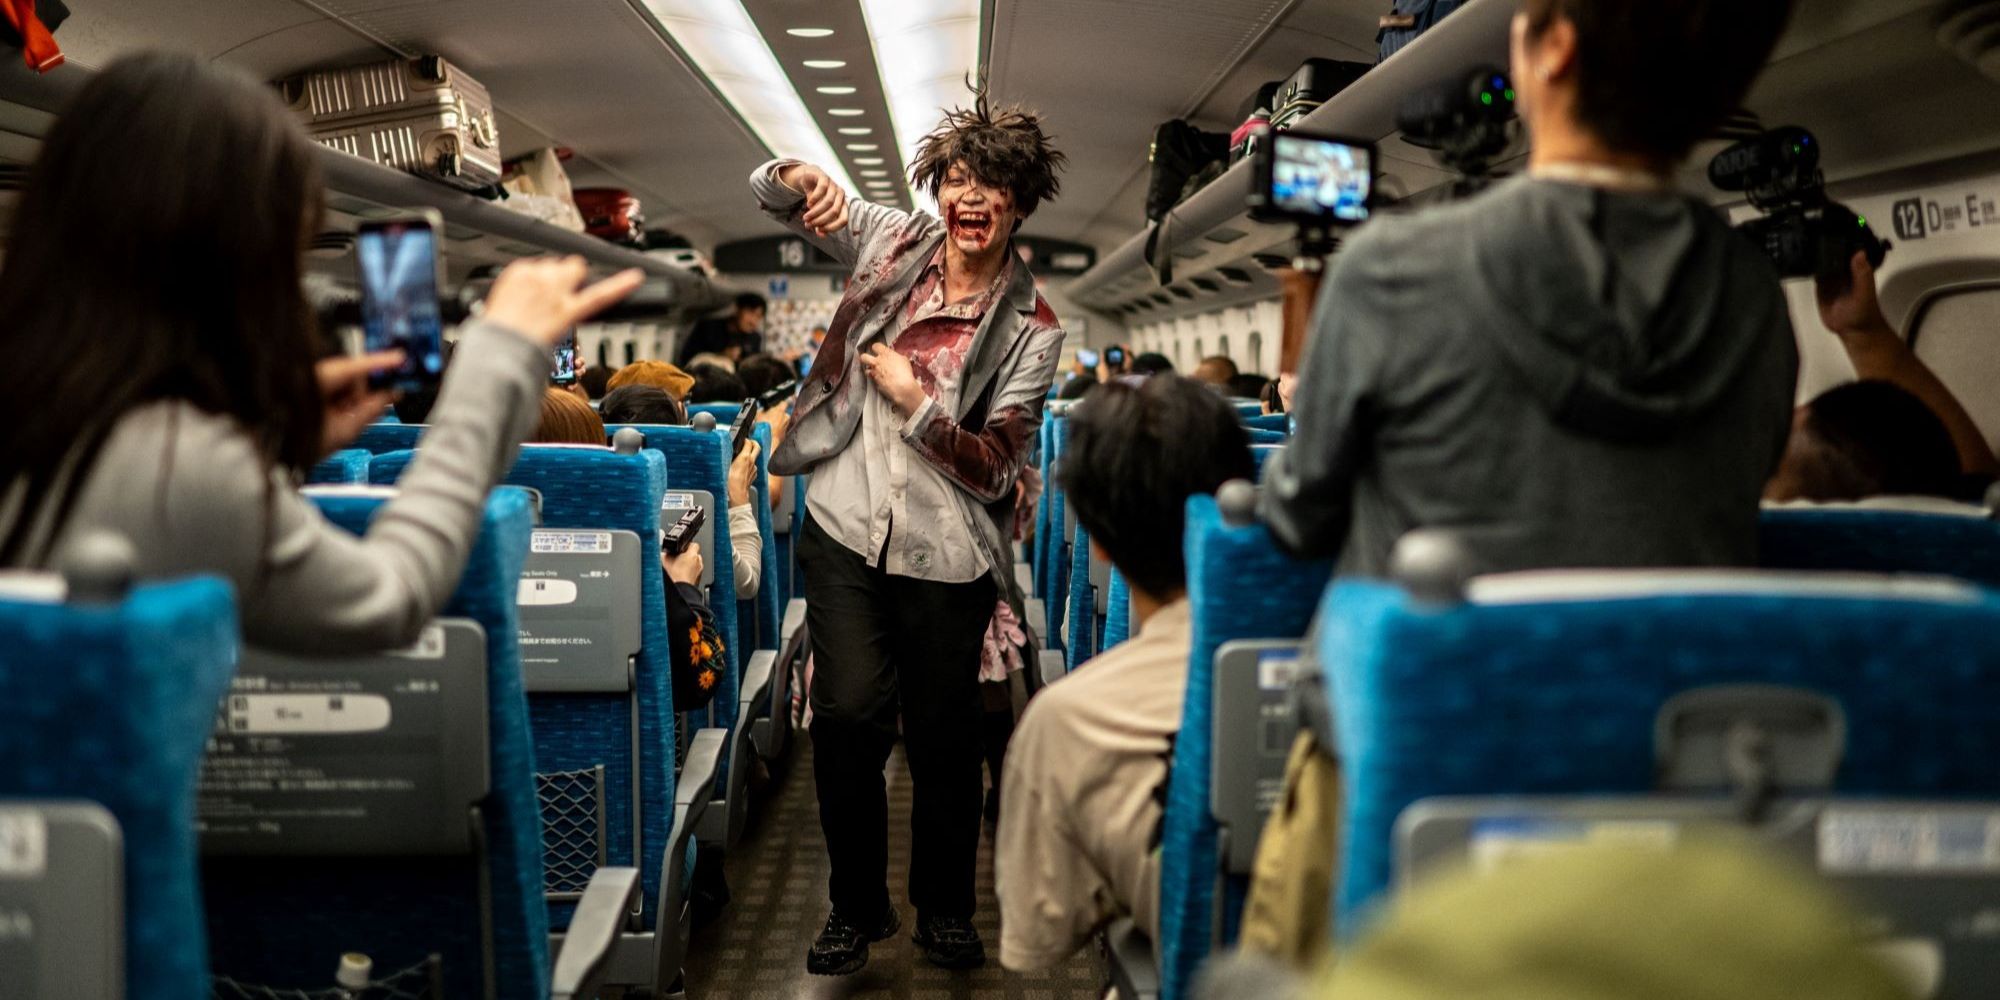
[682,738,1105,999]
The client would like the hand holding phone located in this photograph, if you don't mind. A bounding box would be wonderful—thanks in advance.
[1076,348,1100,369]
[730,398,761,458]
[551,329,579,385]
[662,506,706,556]
[1105,345,1127,370]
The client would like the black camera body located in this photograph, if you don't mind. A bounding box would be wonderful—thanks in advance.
[1397,65,1516,193]
[1709,126,1889,280]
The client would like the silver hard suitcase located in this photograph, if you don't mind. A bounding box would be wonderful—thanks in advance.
[277,55,501,192]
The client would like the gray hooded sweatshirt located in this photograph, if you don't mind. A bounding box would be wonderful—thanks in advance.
[1261,175,1798,577]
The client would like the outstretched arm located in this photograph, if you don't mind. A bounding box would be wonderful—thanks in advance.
[748,159,913,269]
[1818,252,1999,477]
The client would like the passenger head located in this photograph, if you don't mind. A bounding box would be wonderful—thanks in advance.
[732,292,767,334]
[600,384,688,427]
[580,362,613,402]
[1058,376,1255,602]
[1512,0,1794,168]
[737,353,792,400]
[1131,352,1176,377]
[1228,373,1272,402]
[909,89,1067,251]
[687,363,749,405]
[0,52,326,562]
[1056,375,1097,401]
[1765,380,1964,503]
[607,360,694,400]
[1193,355,1239,387]
[685,351,738,373]
[530,388,608,445]
[1321,839,1910,1000]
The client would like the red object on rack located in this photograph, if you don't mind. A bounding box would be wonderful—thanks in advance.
[0,0,63,73]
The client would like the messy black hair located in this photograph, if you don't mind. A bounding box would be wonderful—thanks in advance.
[910,81,1067,229]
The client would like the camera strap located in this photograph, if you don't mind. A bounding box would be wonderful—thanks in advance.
[1529,161,1674,194]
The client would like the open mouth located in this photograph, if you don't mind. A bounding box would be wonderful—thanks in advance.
[949,207,994,244]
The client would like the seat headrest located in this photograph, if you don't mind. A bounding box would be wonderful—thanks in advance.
[1464,568,1982,606]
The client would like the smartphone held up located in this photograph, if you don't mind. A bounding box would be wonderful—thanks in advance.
[355,211,448,392]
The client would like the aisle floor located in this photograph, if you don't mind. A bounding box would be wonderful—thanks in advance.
[683,738,1105,999]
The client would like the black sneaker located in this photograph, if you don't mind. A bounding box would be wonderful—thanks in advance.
[912,913,986,970]
[806,907,900,976]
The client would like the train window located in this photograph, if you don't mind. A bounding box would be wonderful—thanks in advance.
[1909,284,2000,457]
[1248,331,1263,371]
[1218,334,1231,362]
[1195,337,1205,362]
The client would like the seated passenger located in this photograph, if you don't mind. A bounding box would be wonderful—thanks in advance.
[1766,251,2000,504]
[0,52,640,653]
[1229,372,1273,403]
[1130,352,1175,377]
[607,359,695,401]
[687,362,749,404]
[1055,374,1097,401]
[737,352,794,400]
[1263,0,1799,575]
[601,383,688,426]
[530,387,607,444]
[995,375,1255,970]
[596,385,765,599]
[1766,381,1965,503]
[579,361,613,403]
[1192,354,1238,388]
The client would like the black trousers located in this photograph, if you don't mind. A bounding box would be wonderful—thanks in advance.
[799,513,995,921]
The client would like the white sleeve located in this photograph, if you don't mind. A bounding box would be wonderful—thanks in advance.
[728,502,762,600]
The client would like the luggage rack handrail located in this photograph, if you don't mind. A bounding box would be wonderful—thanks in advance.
[0,58,729,316]
[1061,0,1516,318]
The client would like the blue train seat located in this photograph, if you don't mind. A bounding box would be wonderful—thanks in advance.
[306,449,370,485]
[0,540,236,1000]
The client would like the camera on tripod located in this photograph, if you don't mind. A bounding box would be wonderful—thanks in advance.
[1709,126,1889,281]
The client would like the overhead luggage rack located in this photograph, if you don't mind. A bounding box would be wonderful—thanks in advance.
[1064,0,1515,319]
[0,58,727,314]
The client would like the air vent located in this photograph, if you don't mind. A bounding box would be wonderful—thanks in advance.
[1168,286,1195,300]
[1941,1,2000,84]
[1709,109,1766,142]
[1150,292,1174,307]
[307,231,355,258]
[1251,253,1291,271]
[1190,278,1220,295]
[1205,226,1248,245]
[1218,267,1254,286]
[0,164,29,191]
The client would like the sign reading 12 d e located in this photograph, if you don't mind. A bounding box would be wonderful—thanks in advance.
[1892,192,2000,241]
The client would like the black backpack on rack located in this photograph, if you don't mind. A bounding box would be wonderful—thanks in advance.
[1145,119,1231,223]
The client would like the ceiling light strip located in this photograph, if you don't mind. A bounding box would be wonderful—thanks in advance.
[857,0,982,210]
[640,0,861,196]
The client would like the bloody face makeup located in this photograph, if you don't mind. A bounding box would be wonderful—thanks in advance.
[939,161,1020,259]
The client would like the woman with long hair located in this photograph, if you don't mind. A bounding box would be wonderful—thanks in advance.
[0,51,639,652]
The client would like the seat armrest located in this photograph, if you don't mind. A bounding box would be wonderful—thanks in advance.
[742,649,777,759]
[653,727,725,990]
[550,866,640,1000]
[1104,918,1160,1000]
[740,650,775,720]
[1025,599,1047,645]
[1039,649,1066,687]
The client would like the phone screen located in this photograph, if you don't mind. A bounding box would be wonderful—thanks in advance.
[1105,346,1127,369]
[356,219,446,391]
[552,330,579,385]
[1268,133,1373,223]
[1076,348,1100,369]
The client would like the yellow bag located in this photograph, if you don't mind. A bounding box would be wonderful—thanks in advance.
[1236,731,1343,969]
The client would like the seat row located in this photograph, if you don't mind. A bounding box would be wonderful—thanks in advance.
[1080,481,2000,1000]
[1,413,815,999]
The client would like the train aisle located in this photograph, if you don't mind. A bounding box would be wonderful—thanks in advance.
[684,741,1103,999]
